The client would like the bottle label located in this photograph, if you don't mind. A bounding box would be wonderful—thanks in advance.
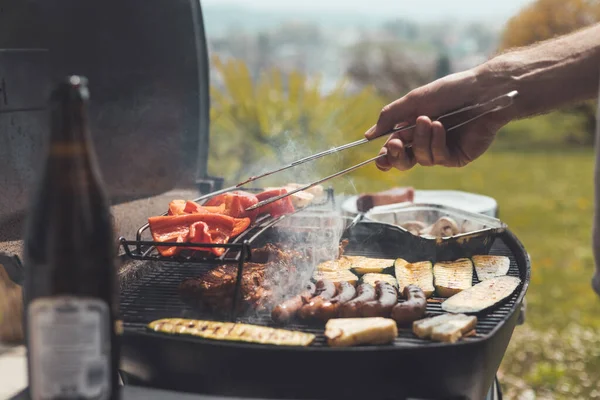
[28,296,112,400]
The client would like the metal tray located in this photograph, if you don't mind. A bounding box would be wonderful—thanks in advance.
[364,203,507,261]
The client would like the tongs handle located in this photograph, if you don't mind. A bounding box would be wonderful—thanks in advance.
[245,154,387,211]
[245,90,518,212]
[237,91,518,188]
[293,90,518,164]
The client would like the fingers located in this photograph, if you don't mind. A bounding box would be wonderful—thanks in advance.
[376,137,416,172]
[376,117,451,171]
[365,95,417,140]
[412,116,433,166]
[375,147,392,171]
[430,121,451,166]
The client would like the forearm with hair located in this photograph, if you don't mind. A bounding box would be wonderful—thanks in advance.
[476,22,600,120]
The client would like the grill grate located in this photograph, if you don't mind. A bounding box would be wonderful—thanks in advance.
[119,235,523,347]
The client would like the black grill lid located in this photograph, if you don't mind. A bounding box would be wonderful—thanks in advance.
[0,0,212,222]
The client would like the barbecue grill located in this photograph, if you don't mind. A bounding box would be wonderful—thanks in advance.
[0,1,528,399]
[115,211,530,400]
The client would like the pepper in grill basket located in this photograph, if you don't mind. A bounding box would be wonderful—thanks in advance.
[148,189,297,258]
[148,213,251,256]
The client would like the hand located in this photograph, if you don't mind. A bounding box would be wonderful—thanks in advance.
[365,68,513,171]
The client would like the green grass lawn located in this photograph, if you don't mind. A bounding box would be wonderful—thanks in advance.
[349,149,600,398]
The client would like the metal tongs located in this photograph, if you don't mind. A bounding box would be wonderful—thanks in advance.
[243,90,518,212]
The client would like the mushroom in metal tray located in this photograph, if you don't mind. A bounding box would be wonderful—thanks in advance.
[399,220,428,235]
[401,216,461,237]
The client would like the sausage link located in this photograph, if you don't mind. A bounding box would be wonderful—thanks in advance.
[271,282,317,323]
[391,285,427,325]
[338,283,376,318]
[297,280,336,320]
[315,282,357,321]
[360,282,398,318]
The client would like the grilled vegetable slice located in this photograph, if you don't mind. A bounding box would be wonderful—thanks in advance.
[148,318,315,346]
[316,256,365,272]
[325,317,398,347]
[433,258,473,297]
[394,259,434,298]
[430,315,478,343]
[360,273,398,288]
[441,276,521,314]
[413,313,476,341]
[313,269,358,285]
[350,257,395,275]
[472,255,510,281]
[413,313,459,338]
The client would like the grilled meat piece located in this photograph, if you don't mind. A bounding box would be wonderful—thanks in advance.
[179,263,272,313]
[339,239,349,258]
[250,243,303,264]
[356,187,414,213]
[179,244,300,314]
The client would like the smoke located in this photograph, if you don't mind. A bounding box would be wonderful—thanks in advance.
[238,128,360,198]
[232,127,365,320]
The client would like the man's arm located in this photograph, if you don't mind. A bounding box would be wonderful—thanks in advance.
[367,22,600,171]
[479,22,600,120]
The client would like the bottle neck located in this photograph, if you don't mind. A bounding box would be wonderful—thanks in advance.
[44,98,104,194]
[49,100,92,151]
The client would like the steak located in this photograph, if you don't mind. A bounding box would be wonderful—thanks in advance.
[179,244,300,314]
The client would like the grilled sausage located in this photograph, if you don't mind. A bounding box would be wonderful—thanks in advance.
[338,283,377,318]
[360,282,398,317]
[314,281,357,321]
[300,282,317,303]
[391,285,427,325]
[271,282,317,323]
[297,279,336,320]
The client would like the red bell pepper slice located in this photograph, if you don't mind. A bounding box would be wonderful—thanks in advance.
[168,200,225,216]
[204,191,259,221]
[256,188,295,218]
[183,200,226,215]
[186,221,228,256]
[168,200,187,216]
[148,213,251,256]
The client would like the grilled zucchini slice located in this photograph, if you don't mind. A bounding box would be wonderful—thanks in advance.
[394,258,435,298]
[360,273,398,288]
[148,318,315,346]
[472,255,510,281]
[313,269,359,285]
[441,275,521,314]
[350,257,395,275]
[316,256,365,272]
[433,258,473,297]
[325,317,398,347]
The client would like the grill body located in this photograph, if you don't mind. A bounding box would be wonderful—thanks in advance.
[118,221,530,400]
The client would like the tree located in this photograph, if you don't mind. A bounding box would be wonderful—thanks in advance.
[499,0,600,51]
[435,53,452,80]
[346,41,435,101]
[498,0,600,143]
[209,55,385,184]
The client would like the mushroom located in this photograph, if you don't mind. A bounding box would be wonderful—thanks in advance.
[423,216,460,238]
[400,220,428,235]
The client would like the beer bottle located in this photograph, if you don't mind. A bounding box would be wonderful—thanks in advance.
[23,76,120,400]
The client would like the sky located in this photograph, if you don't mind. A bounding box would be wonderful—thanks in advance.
[202,0,535,22]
